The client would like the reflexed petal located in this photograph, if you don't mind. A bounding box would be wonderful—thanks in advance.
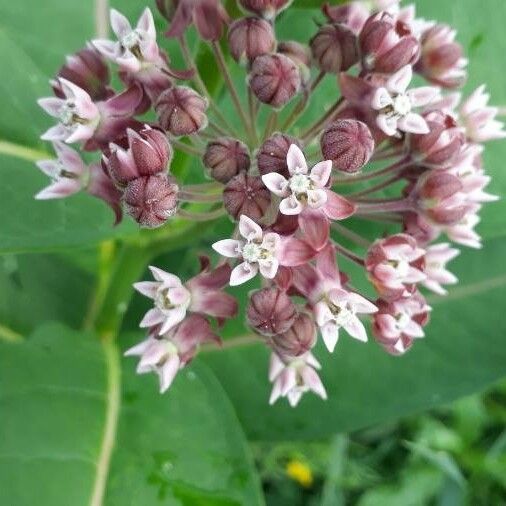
[323,190,355,220]
[286,144,308,175]
[38,97,64,117]
[309,160,332,187]
[344,315,368,342]
[278,237,315,267]
[92,39,118,59]
[41,124,69,141]
[239,214,263,241]
[212,239,243,258]
[124,337,152,356]
[158,354,181,393]
[300,366,327,400]
[299,211,329,251]
[133,281,159,299]
[269,353,285,381]
[397,113,429,134]
[35,179,81,200]
[261,172,289,197]
[139,308,165,328]
[320,321,339,352]
[387,65,412,94]
[148,266,182,286]
[230,262,258,286]
[279,195,303,215]
[159,306,187,334]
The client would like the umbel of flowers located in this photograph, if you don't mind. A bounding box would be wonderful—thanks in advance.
[36,0,503,406]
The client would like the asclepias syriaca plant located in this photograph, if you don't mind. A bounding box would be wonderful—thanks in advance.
[35,0,503,407]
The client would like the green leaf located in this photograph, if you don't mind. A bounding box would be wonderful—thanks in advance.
[202,237,506,439]
[0,324,264,506]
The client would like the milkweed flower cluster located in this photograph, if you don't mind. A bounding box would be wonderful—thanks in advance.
[36,0,502,405]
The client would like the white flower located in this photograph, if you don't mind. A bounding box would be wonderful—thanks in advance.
[262,144,332,215]
[422,243,459,295]
[371,65,439,136]
[314,288,378,352]
[268,352,327,407]
[212,215,281,286]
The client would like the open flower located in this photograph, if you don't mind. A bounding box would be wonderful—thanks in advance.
[134,263,237,334]
[38,78,100,144]
[125,315,220,392]
[262,144,355,219]
[213,215,281,285]
[35,142,88,199]
[422,243,459,295]
[371,65,439,136]
[268,352,327,407]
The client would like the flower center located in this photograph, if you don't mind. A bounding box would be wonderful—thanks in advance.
[155,285,190,314]
[59,102,76,126]
[242,242,264,263]
[393,94,412,116]
[122,30,141,50]
[289,174,312,195]
[328,302,354,327]
[395,311,411,330]
[388,259,410,277]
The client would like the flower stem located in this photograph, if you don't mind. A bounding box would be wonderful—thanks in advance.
[334,157,411,185]
[356,198,413,214]
[301,97,344,144]
[332,223,371,248]
[170,138,204,157]
[178,207,226,221]
[345,173,402,199]
[332,241,365,266]
[263,110,279,141]
[178,190,223,203]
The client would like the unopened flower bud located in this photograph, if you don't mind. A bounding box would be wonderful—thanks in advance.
[321,120,374,173]
[278,41,311,68]
[247,288,297,336]
[238,0,292,19]
[124,173,179,228]
[223,172,271,220]
[257,133,301,178]
[228,17,276,64]
[322,2,369,34]
[155,86,208,137]
[52,46,111,101]
[310,23,359,74]
[249,53,301,108]
[203,137,250,183]
[271,312,316,357]
[155,0,177,21]
[105,127,172,186]
[359,13,419,73]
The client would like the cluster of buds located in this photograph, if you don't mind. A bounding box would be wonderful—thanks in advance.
[37,1,502,406]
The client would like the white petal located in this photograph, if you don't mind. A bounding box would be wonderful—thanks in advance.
[239,215,263,241]
[309,160,332,187]
[307,188,327,209]
[397,113,429,134]
[320,321,339,352]
[376,114,399,136]
[133,281,159,299]
[159,306,187,335]
[261,172,289,197]
[371,87,393,110]
[230,262,258,286]
[300,366,327,400]
[387,65,413,94]
[139,308,165,328]
[344,315,368,342]
[37,97,64,117]
[92,39,119,59]
[407,86,440,107]
[259,258,279,279]
[212,239,243,258]
[35,179,81,200]
[137,7,156,38]
[110,8,132,38]
[286,144,308,175]
[279,196,303,215]
[158,355,181,393]
[124,337,152,357]
[41,124,69,142]
[261,232,281,253]
[148,266,182,286]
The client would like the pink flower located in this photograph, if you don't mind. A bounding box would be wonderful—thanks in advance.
[373,291,431,355]
[459,85,506,143]
[443,211,482,249]
[268,352,327,407]
[134,263,237,334]
[38,78,100,143]
[371,65,439,136]
[422,243,459,295]
[261,144,355,219]
[212,215,281,285]
[125,314,220,393]
[35,142,88,199]
[366,233,426,300]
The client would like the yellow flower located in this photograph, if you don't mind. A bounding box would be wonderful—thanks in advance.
[285,459,313,488]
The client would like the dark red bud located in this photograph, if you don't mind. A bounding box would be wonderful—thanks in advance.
[155,86,208,137]
[249,53,301,108]
[271,312,316,357]
[277,41,311,68]
[228,17,276,64]
[321,120,374,173]
[310,23,359,74]
[203,137,251,183]
[238,0,292,19]
[257,133,302,178]
[247,287,297,336]
[223,172,271,221]
[123,173,179,228]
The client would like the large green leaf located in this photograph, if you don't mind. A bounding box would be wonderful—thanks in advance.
[202,236,506,439]
[0,324,264,505]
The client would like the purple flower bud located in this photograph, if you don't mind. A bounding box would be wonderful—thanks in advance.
[321,120,374,173]
[203,137,251,183]
[52,46,111,101]
[249,53,301,108]
[155,86,208,137]
[277,41,311,68]
[322,2,369,34]
[257,133,301,178]
[271,312,316,357]
[105,127,172,186]
[359,13,419,73]
[238,0,292,20]
[223,172,271,220]
[123,173,179,228]
[310,23,359,74]
[228,17,276,64]
[247,288,297,336]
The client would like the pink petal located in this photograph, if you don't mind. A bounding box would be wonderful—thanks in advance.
[212,239,243,258]
[407,86,440,107]
[279,368,297,396]
[124,337,151,357]
[261,172,289,197]
[38,97,64,117]
[139,308,165,328]
[158,355,181,393]
[397,113,429,134]
[133,281,159,299]
[35,179,81,200]
[190,291,238,319]
[65,124,96,144]
[148,266,182,286]
[299,211,329,251]
[314,301,333,327]
[102,85,143,117]
[344,315,368,342]
[36,160,60,178]
[230,262,258,286]
[261,232,281,253]
[387,65,412,94]
[323,190,356,220]
[300,366,327,400]
[41,124,69,141]
[159,306,187,335]
[316,244,340,283]
[269,379,283,405]
[239,215,263,241]
[278,237,316,267]
[286,144,307,175]
[309,160,332,187]
[53,142,86,174]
